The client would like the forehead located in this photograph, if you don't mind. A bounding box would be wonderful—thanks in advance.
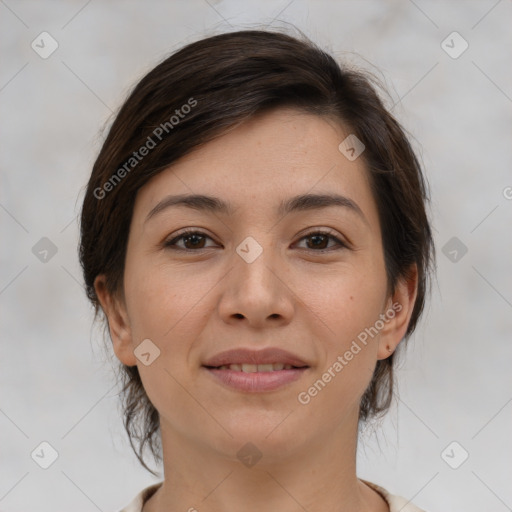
[132,108,378,229]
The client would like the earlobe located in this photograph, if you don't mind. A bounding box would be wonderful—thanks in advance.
[94,275,137,367]
[377,265,419,360]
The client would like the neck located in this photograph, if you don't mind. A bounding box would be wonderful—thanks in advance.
[143,411,388,512]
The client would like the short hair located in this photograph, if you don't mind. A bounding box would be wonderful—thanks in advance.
[79,28,435,474]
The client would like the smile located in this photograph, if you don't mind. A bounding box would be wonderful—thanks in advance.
[210,363,300,372]
[203,365,309,392]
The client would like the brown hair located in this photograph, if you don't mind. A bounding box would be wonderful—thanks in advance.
[79,28,435,475]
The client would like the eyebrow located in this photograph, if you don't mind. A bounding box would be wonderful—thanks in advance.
[145,192,368,225]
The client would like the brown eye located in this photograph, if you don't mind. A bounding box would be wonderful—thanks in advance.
[297,231,347,252]
[164,229,347,253]
[164,230,217,251]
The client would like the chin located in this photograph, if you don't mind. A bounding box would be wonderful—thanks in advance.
[207,417,310,462]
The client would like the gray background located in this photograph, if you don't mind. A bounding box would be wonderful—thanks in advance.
[1,1,511,511]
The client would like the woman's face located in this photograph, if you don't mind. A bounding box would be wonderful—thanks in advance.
[96,108,415,462]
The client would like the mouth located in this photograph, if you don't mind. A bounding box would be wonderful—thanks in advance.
[202,360,310,392]
[202,347,309,368]
[202,347,310,392]
[203,362,308,372]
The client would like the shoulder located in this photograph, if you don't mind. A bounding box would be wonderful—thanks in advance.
[363,480,428,512]
[118,480,427,512]
[117,482,163,512]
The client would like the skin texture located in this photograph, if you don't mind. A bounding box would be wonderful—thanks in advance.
[95,108,418,512]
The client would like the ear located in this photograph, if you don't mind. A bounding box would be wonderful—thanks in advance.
[377,264,419,360]
[94,274,137,366]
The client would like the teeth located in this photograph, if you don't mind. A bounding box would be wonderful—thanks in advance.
[216,363,295,372]
[242,364,258,372]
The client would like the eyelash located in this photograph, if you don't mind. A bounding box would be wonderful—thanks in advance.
[164,228,348,253]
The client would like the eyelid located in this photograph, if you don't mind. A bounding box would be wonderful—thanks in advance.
[294,228,350,251]
[164,228,218,250]
[164,227,350,252]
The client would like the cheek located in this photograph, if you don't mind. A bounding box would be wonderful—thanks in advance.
[124,271,175,341]
[300,263,387,398]
[123,261,214,361]
[305,264,387,345]
[122,265,212,417]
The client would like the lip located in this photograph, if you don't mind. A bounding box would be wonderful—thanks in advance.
[202,347,309,368]
[204,366,309,392]
[202,347,310,393]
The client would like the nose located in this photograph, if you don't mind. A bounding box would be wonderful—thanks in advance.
[217,237,294,329]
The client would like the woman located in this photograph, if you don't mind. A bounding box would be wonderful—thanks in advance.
[79,28,434,512]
